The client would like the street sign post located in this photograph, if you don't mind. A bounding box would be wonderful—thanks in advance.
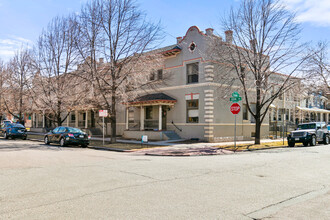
[229,97,242,103]
[230,92,242,149]
[99,110,108,145]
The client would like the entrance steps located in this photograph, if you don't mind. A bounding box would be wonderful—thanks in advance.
[162,130,181,140]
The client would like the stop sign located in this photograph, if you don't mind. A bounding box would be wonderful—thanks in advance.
[230,103,240,114]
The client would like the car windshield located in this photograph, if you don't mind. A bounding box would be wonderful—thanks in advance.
[67,127,83,133]
[13,123,25,128]
[297,123,316,130]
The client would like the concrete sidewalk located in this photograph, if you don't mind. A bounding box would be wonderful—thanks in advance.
[130,139,287,156]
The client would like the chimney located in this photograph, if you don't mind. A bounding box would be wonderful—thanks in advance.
[205,28,214,36]
[99,58,104,64]
[176,37,182,44]
[225,30,233,44]
[250,39,257,51]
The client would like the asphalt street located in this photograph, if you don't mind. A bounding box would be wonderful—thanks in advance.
[0,139,329,219]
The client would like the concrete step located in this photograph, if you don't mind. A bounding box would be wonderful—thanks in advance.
[163,131,181,140]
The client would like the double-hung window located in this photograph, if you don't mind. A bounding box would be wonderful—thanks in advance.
[187,63,199,84]
[186,100,199,123]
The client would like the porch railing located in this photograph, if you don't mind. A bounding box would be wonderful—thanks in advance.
[127,119,159,130]
[128,120,140,130]
[144,119,159,130]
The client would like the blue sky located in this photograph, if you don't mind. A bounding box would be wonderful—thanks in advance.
[0,0,330,61]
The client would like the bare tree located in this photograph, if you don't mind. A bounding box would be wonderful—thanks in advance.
[212,0,307,144]
[32,15,83,127]
[75,0,162,143]
[304,41,330,93]
[2,49,33,124]
[0,59,5,122]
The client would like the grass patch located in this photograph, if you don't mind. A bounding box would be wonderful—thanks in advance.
[217,141,288,152]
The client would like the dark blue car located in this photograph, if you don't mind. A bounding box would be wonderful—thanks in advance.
[0,123,27,140]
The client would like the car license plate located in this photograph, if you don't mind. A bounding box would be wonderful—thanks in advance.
[18,130,23,133]
[295,138,299,141]
[79,135,84,138]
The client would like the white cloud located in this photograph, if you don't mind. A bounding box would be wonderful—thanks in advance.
[0,36,33,61]
[282,0,330,26]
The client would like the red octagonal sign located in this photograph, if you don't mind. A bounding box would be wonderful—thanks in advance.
[230,103,240,115]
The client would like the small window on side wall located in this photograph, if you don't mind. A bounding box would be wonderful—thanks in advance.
[187,63,199,84]
[187,100,199,123]
[243,104,248,120]
[157,69,163,80]
[150,72,155,81]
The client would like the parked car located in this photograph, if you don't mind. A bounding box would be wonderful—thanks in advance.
[44,126,90,147]
[0,123,27,140]
[287,122,329,147]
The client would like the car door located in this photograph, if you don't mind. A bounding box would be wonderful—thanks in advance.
[316,123,323,141]
[58,127,66,141]
[50,127,60,142]
[53,127,63,143]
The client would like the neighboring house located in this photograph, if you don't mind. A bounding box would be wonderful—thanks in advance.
[269,88,330,136]
[295,91,329,123]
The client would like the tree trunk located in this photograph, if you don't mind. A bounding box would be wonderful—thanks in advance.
[57,114,62,126]
[255,81,261,145]
[255,117,261,144]
[110,91,117,143]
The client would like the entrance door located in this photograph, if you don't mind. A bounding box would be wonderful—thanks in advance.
[162,106,167,130]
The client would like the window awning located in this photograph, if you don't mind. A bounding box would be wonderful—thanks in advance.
[125,93,177,106]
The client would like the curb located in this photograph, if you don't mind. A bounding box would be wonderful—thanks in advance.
[87,146,133,152]
[218,145,287,152]
[28,138,44,142]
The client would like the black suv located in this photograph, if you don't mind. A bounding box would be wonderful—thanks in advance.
[287,122,329,147]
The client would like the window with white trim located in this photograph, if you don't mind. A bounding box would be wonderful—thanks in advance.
[186,100,199,123]
[187,63,199,84]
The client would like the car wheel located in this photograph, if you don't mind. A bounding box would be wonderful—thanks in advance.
[310,135,316,146]
[81,144,87,148]
[303,141,309,147]
[60,138,66,147]
[323,135,329,145]
[4,132,8,139]
[44,136,50,145]
[288,141,295,147]
[22,136,27,140]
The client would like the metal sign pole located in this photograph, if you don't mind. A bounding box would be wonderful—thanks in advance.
[103,116,105,145]
[234,114,237,149]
